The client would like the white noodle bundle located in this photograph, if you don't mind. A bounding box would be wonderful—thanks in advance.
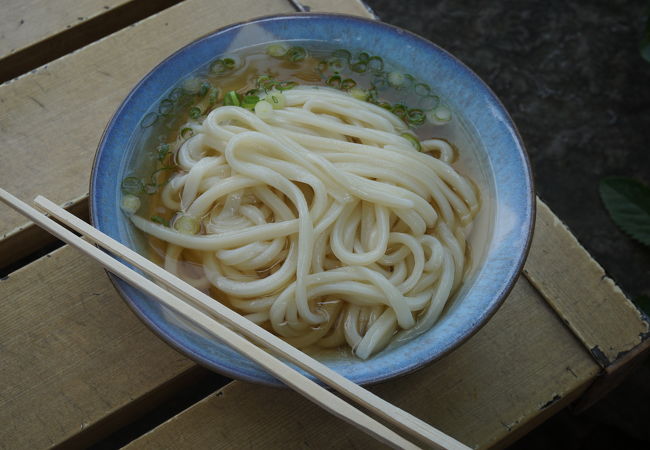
[131,86,479,359]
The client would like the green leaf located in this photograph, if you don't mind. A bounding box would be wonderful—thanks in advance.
[635,295,650,315]
[599,177,650,247]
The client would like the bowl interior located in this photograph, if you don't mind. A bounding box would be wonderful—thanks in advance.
[91,14,534,386]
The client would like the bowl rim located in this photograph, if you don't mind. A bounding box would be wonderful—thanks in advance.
[90,12,536,386]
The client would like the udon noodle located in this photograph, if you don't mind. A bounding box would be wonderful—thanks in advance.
[128,85,479,359]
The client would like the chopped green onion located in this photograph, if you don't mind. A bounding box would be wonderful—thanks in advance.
[388,71,405,87]
[266,43,288,58]
[169,88,184,101]
[367,56,384,73]
[341,79,356,90]
[349,87,368,101]
[149,167,173,191]
[407,109,426,126]
[173,215,200,235]
[189,107,201,119]
[120,194,141,215]
[157,143,170,161]
[327,57,346,72]
[182,77,202,94]
[223,91,241,106]
[198,82,210,97]
[326,75,342,89]
[241,95,260,110]
[392,103,408,119]
[158,99,174,116]
[151,215,169,226]
[267,91,285,109]
[121,177,144,195]
[427,105,452,124]
[180,127,194,139]
[222,57,236,70]
[254,100,273,119]
[140,112,158,128]
[286,46,307,63]
[277,80,297,91]
[401,133,422,151]
[365,86,379,102]
[207,87,219,108]
[210,59,231,75]
[256,75,274,90]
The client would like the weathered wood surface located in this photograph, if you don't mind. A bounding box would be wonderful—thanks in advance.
[0,245,198,449]
[126,279,600,450]
[0,239,601,449]
[523,200,650,366]
[0,0,183,83]
[0,0,126,61]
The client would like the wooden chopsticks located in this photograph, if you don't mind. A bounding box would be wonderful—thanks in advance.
[0,188,471,450]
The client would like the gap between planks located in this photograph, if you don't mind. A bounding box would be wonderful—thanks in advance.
[0,0,184,84]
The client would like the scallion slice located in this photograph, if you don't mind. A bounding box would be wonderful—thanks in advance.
[427,105,452,124]
[180,127,194,139]
[341,79,357,90]
[266,43,288,58]
[121,177,144,195]
[173,214,200,235]
[120,194,141,215]
[255,100,273,119]
[188,107,201,119]
[151,215,169,226]
[286,46,307,63]
[223,91,241,107]
[349,87,368,101]
[267,91,285,109]
[388,71,405,87]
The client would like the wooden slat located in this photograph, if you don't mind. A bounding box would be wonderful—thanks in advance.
[0,0,183,83]
[1,0,126,60]
[300,0,375,16]
[0,245,199,449]
[523,200,650,366]
[0,0,291,269]
[126,278,601,450]
[0,194,86,275]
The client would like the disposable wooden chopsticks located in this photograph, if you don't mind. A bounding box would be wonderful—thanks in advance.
[0,188,471,450]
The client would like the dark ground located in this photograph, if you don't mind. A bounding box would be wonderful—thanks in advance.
[362,0,650,448]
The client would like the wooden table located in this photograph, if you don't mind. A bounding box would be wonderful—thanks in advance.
[1,1,648,448]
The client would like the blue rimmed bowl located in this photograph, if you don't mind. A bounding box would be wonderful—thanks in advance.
[90,13,534,386]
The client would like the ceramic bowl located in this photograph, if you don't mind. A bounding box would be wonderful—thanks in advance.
[90,13,534,386]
